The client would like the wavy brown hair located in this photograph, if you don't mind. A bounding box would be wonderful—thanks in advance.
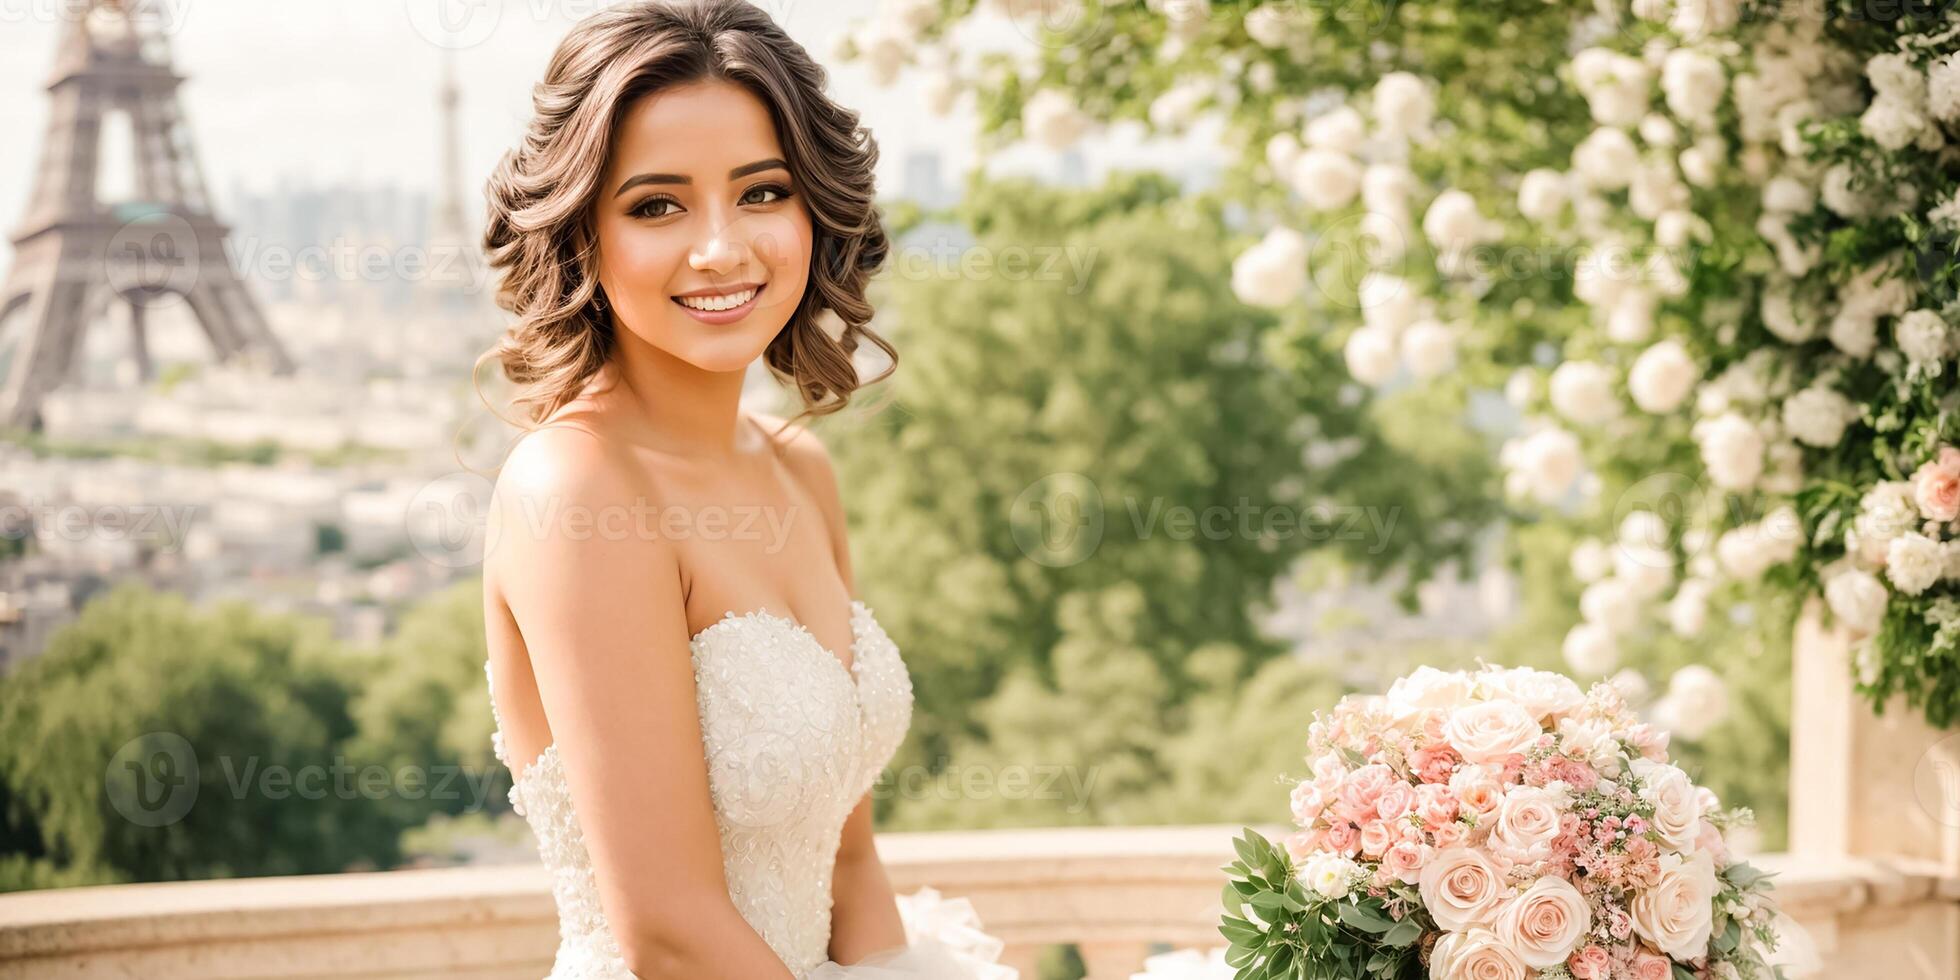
[475,0,893,432]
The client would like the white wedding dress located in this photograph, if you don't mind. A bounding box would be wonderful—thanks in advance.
[485,600,1016,980]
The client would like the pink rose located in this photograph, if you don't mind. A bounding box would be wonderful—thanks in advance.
[1632,951,1672,980]
[1446,700,1545,765]
[1382,840,1430,884]
[1418,847,1508,931]
[1290,781,1326,825]
[1323,820,1360,856]
[1493,876,1592,968]
[1432,821,1469,848]
[1339,764,1395,813]
[1417,784,1460,828]
[1429,928,1530,980]
[1912,446,1960,523]
[1567,944,1610,980]
[1376,782,1417,822]
[1411,743,1461,784]
[1359,819,1395,858]
[1451,767,1504,820]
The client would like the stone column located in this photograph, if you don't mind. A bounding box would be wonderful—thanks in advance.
[1787,598,1960,979]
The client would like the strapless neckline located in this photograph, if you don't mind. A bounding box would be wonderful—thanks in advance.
[495,599,876,789]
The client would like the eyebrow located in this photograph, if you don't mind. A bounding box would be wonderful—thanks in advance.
[613,158,790,197]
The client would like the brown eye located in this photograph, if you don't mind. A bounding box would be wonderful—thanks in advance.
[742,183,792,205]
[631,195,681,219]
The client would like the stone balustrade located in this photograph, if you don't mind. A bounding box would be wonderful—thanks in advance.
[2,824,1956,979]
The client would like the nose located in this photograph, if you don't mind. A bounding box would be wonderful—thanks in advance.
[688,219,748,277]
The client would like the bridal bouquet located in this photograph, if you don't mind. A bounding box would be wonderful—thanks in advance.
[1217,666,1808,980]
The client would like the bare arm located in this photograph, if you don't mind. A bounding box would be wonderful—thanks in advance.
[829,792,907,963]
[493,427,796,980]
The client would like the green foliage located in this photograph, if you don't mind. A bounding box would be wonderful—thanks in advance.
[1219,828,1425,980]
[0,585,407,890]
[837,175,1462,826]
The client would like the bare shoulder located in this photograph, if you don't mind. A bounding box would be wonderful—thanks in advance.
[488,421,672,582]
[749,410,840,504]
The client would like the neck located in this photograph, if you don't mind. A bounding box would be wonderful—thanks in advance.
[606,330,753,459]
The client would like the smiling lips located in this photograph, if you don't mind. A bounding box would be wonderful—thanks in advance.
[674,286,760,312]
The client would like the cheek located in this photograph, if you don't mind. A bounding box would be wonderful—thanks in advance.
[752,210,813,286]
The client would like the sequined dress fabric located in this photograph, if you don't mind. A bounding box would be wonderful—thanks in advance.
[485,600,1006,979]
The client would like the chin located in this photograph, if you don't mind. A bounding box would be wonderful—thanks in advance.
[663,324,780,374]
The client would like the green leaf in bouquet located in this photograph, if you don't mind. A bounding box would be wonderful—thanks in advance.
[1382,917,1422,948]
[1724,861,1770,889]
[1265,943,1294,978]
[1223,882,1246,915]
[1715,917,1742,955]
[1672,964,1697,980]
[1250,890,1289,914]
[1336,901,1393,934]
[1220,916,1263,947]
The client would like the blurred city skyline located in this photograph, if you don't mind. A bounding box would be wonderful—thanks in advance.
[0,0,1221,266]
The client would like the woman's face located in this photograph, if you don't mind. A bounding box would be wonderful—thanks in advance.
[594,78,814,374]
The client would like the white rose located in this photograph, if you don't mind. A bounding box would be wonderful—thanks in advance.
[1265,131,1302,175]
[1558,714,1621,768]
[1572,48,1652,127]
[1518,169,1568,223]
[1563,622,1620,676]
[1022,89,1090,149]
[1820,163,1881,218]
[1896,309,1952,369]
[1491,786,1566,862]
[1445,700,1544,764]
[1629,340,1698,413]
[1304,105,1366,154]
[1825,567,1889,634]
[1581,577,1642,634]
[1374,71,1435,137]
[1290,149,1363,210]
[1424,189,1493,252]
[1242,4,1291,48]
[1401,320,1458,378]
[1661,49,1726,124]
[1387,665,1475,713]
[1430,928,1529,980]
[1510,428,1584,502]
[1886,532,1945,596]
[1679,140,1722,188]
[1418,849,1510,932]
[1655,665,1729,740]
[1667,579,1712,638]
[1358,273,1421,333]
[1631,849,1720,959]
[1301,852,1359,898]
[1654,210,1708,248]
[1696,412,1764,491]
[1607,288,1659,344]
[1762,175,1814,214]
[1861,95,1927,151]
[1616,545,1676,600]
[1483,667,1586,723]
[1574,128,1640,188]
[1632,758,1703,848]
[1781,385,1857,448]
[1828,310,1879,360]
[1550,361,1620,426]
[1760,283,1820,343]
[1571,538,1613,583]
[1230,226,1308,308]
[1494,876,1592,969]
[1362,164,1418,217]
[1931,51,1960,122]
[1343,326,1399,386]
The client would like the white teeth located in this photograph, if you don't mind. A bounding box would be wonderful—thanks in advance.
[676,287,758,312]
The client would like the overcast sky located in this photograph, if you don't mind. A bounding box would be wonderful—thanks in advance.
[0,0,995,237]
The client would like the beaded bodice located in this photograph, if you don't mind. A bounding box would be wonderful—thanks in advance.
[485,600,915,979]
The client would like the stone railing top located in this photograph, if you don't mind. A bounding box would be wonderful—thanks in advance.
[2,825,1956,962]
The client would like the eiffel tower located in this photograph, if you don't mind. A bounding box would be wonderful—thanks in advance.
[0,0,293,432]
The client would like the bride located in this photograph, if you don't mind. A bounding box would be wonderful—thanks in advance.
[474,2,1013,977]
